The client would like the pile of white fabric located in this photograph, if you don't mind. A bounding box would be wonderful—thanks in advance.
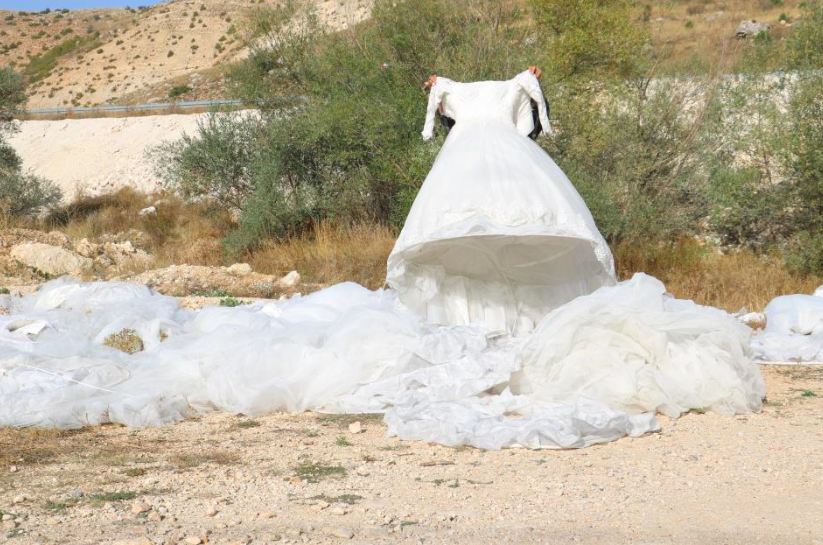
[752,285,823,363]
[0,274,765,449]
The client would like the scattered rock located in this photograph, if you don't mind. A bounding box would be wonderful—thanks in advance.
[735,20,771,39]
[324,526,355,539]
[45,516,60,526]
[280,270,301,289]
[13,494,26,503]
[111,538,153,545]
[138,206,157,217]
[147,511,163,522]
[205,506,219,517]
[11,243,93,276]
[184,536,202,545]
[117,265,305,298]
[131,502,151,515]
[348,421,363,434]
[311,501,329,512]
[227,263,252,277]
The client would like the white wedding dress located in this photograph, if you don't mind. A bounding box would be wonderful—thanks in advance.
[0,71,766,449]
[388,71,614,335]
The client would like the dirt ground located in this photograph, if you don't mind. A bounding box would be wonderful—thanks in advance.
[1,366,822,545]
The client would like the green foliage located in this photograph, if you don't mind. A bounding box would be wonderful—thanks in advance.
[529,0,649,82]
[168,84,192,98]
[0,171,62,216]
[163,0,533,250]
[0,67,62,217]
[154,113,263,211]
[23,34,99,83]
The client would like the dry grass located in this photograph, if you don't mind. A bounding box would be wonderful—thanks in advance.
[15,192,821,311]
[614,239,823,312]
[646,0,803,73]
[250,221,397,290]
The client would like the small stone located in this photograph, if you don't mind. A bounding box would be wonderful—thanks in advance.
[348,421,363,434]
[2,514,12,521]
[331,506,348,516]
[12,494,26,503]
[1,520,17,530]
[311,501,329,512]
[184,537,202,545]
[138,206,157,217]
[147,511,162,522]
[111,538,153,545]
[131,502,151,515]
[355,466,370,477]
[45,517,60,526]
[205,506,218,517]
[227,263,252,276]
[9,465,18,472]
[324,526,355,539]
[70,489,84,498]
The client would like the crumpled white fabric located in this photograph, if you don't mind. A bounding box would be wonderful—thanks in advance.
[751,286,823,363]
[0,274,764,449]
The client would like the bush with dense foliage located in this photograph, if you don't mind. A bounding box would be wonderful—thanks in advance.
[0,67,60,216]
[155,0,823,276]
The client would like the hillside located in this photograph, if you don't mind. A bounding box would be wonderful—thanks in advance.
[0,0,371,109]
[0,0,808,109]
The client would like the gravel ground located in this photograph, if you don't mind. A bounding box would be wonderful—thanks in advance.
[1,366,822,545]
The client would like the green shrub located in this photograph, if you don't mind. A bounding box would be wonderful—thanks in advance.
[23,34,98,83]
[168,84,191,98]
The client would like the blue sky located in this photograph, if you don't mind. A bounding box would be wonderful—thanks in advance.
[0,0,163,9]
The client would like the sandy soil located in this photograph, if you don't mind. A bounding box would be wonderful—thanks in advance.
[1,366,821,545]
[8,113,208,200]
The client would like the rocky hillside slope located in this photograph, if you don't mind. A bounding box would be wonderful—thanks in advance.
[0,0,371,110]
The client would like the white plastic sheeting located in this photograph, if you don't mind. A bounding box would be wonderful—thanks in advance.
[0,274,765,449]
[752,285,823,363]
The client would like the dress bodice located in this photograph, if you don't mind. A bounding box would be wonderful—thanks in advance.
[422,70,551,140]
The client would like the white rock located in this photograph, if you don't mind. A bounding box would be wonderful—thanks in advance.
[227,263,252,277]
[1,520,16,530]
[348,421,363,434]
[11,243,92,276]
[279,270,301,289]
[45,516,60,526]
[311,501,329,512]
[138,206,157,217]
[184,537,202,545]
[12,494,26,504]
[205,506,218,517]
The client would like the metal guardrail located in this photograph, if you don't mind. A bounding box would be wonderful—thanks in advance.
[22,99,247,116]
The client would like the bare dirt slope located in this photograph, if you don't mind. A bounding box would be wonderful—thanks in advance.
[0,366,821,545]
[8,113,208,200]
[0,0,371,110]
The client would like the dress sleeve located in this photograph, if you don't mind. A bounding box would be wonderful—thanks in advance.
[513,71,552,136]
[422,77,452,141]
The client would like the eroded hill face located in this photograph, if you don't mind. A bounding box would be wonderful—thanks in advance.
[0,0,371,109]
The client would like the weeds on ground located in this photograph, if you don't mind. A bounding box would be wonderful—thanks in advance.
[335,436,352,447]
[172,450,240,469]
[292,461,346,483]
[309,493,363,505]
